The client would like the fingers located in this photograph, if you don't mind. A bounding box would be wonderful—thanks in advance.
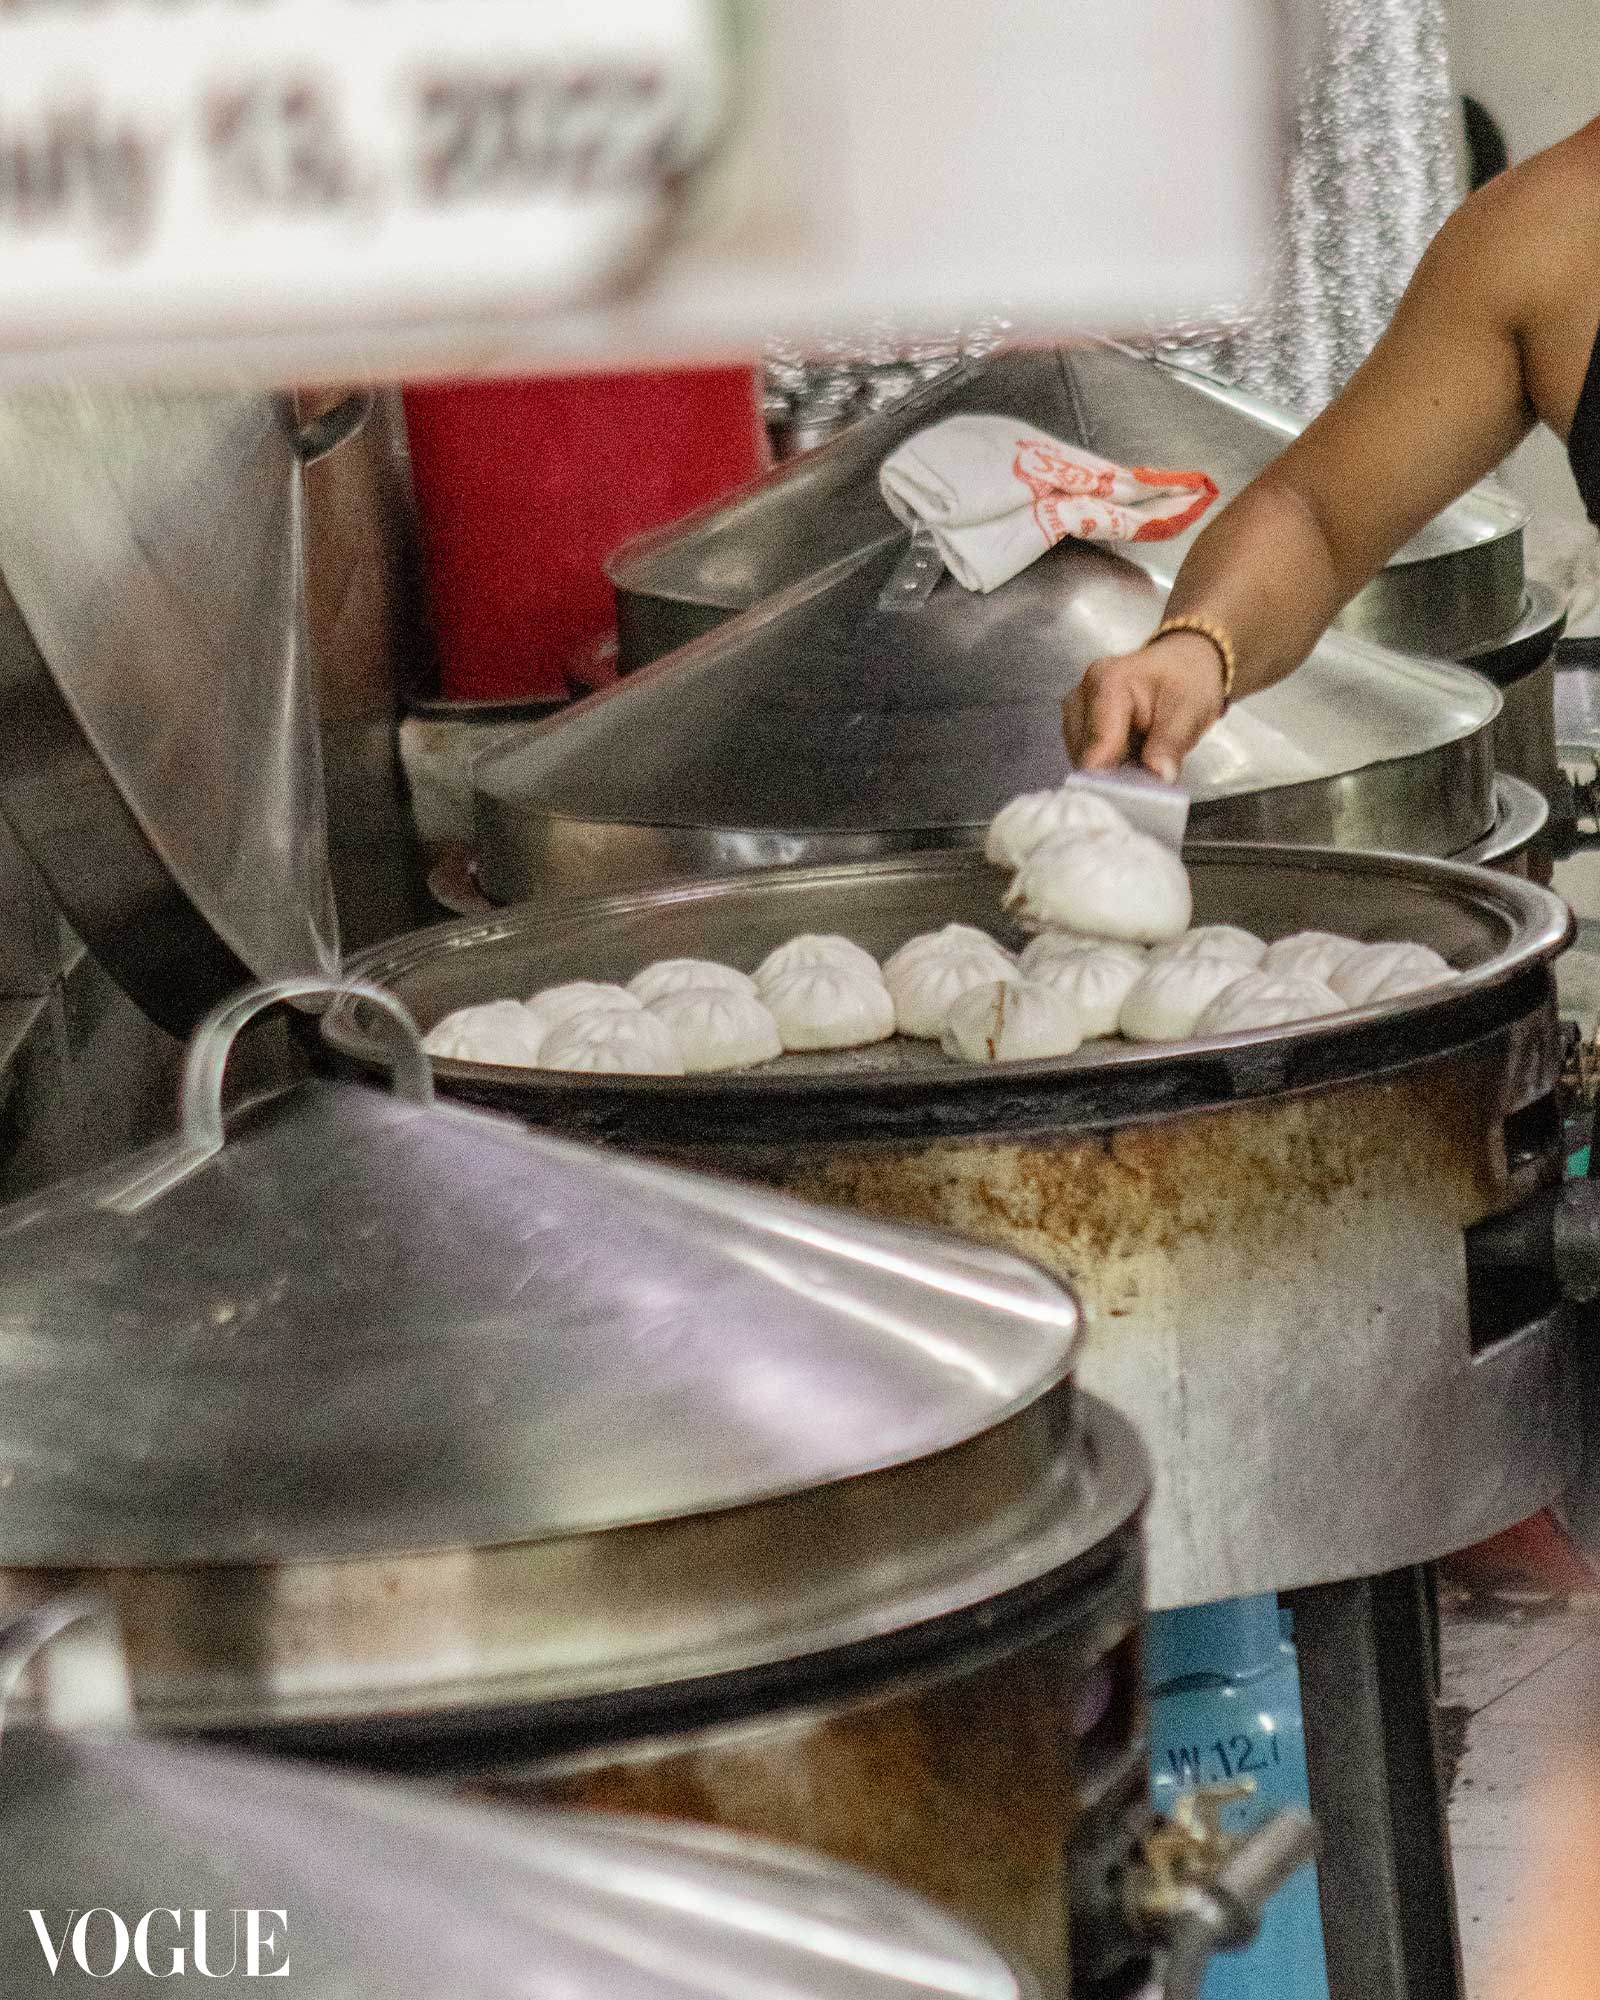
[1064,670,1137,771]
[1141,675,1222,784]
[1066,644,1226,781]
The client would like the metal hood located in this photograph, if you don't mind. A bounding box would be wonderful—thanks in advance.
[470,344,1505,904]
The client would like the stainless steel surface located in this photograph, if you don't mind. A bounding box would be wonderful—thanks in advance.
[323,847,1578,1608]
[0,389,341,1037]
[1453,774,1549,875]
[547,342,1517,906]
[0,985,1080,1574]
[0,1383,1143,1733]
[610,345,1526,667]
[1,1731,1030,2000]
[302,387,434,952]
[479,534,1499,905]
[1064,767,1189,851]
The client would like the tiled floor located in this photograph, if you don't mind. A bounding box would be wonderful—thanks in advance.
[1442,1586,1599,1996]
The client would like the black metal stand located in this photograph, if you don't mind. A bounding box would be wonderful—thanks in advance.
[1285,1567,1465,2000]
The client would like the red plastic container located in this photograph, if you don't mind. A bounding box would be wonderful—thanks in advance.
[403,367,766,703]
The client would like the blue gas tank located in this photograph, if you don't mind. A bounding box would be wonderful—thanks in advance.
[1147,1595,1329,2000]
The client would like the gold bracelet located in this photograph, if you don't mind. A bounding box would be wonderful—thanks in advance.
[1152,615,1237,708]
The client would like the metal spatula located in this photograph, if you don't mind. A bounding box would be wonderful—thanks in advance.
[1064,764,1190,851]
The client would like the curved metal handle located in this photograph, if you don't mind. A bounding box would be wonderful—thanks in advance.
[0,1593,134,1748]
[180,978,432,1158]
[291,390,374,464]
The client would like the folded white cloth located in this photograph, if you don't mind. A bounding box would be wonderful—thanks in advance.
[879,413,1220,594]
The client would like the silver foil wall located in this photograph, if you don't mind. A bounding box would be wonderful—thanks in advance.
[763,1,1464,438]
[1207,0,1463,416]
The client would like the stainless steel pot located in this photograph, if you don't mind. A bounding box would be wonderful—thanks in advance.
[322,846,1584,1612]
[0,985,1154,1996]
[1,1625,1034,2000]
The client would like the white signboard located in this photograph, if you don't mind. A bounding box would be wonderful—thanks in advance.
[0,0,729,381]
[0,0,1278,384]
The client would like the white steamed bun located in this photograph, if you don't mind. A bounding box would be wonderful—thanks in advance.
[985,787,1131,869]
[538,1011,685,1075]
[755,934,883,992]
[1119,956,1252,1042]
[1005,828,1192,945]
[888,948,1021,1040]
[1262,932,1364,986]
[1195,973,1345,1035]
[1331,942,1457,1008]
[762,965,895,1051]
[524,981,642,1044]
[883,925,1015,981]
[422,1000,547,1067]
[1020,933,1147,978]
[1150,925,1267,969]
[628,959,758,1005]
[940,979,1085,1063]
[1031,945,1146,1039]
[646,987,783,1073]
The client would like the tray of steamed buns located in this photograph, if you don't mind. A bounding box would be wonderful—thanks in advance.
[417,785,1476,1080]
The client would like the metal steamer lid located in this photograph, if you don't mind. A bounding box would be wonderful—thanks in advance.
[465,341,1512,907]
[0,1607,1029,2000]
[0,390,359,1036]
[5,1748,1032,2000]
[0,984,1081,1573]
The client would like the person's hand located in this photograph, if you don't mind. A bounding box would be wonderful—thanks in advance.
[1063,631,1229,782]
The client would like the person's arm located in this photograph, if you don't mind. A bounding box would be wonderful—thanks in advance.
[1064,170,1541,779]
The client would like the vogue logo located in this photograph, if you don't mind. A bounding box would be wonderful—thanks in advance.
[28,1909,290,1979]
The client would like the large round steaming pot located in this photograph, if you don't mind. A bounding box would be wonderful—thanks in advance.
[0,990,1148,1997]
[323,845,1581,1610]
[2,1646,1031,2000]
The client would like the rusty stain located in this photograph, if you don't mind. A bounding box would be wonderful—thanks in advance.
[466,1628,1093,1993]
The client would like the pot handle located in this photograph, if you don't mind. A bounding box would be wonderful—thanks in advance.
[180,978,434,1161]
[290,390,374,464]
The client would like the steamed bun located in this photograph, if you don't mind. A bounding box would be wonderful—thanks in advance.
[1020,933,1147,978]
[985,787,1130,869]
[538,1010,685,1075]
[763,965,895,1051]
[888,948,1021,1040]
[1006,829,1192,945]
[1262,932,1364,986]
[422,1000,547,1067]
[629,959,758,1005]
[1194,973,1345,1035]
[1119,956,1252,1042]
[1031,945,1145,1039]
[1150,925,1267,969]
[646,987,782,1073]
[524,981,642,1043]
[755,935,883,992]
[940,979,1085,1063]
[883,926,1015,982]
[1331,942,1457,1008]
